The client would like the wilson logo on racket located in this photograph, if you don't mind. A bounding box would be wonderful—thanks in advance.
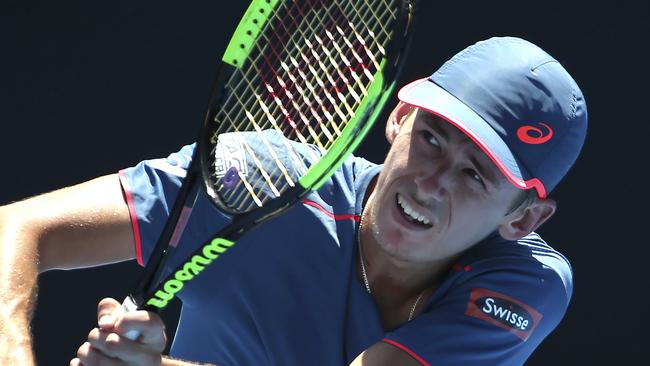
[146,238,235,309]
[464,288,543,341]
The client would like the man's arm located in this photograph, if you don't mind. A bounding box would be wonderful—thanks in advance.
[351,342,424,366]
[0,174,136,366]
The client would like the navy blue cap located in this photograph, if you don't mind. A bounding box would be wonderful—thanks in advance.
[398,37,587,198]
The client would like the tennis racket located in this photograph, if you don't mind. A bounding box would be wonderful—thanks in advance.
[122,0,417,338]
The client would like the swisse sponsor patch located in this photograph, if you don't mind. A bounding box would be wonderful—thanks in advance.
[465,288,543,341]
[479,297,532,331]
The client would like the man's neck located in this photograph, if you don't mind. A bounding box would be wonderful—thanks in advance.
[358,222,451,302]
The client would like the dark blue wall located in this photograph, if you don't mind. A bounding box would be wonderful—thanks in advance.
[2,1,647,365]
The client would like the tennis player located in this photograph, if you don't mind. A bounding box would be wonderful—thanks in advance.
[0,37,587,366]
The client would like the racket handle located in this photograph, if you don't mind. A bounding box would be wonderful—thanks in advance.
[121,296,141,340]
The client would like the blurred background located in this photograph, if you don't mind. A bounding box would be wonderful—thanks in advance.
[1,0,648,364]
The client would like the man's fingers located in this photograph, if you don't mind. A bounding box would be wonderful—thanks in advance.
[86,328,162,365]
[94,297,166,348]
[75,340,123,366]
[97,298,123,331]
[87,329,118,359]
[114,311,167,351]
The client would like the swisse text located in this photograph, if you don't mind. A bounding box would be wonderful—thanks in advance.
[479,297,532,331]
[146,238,235,309]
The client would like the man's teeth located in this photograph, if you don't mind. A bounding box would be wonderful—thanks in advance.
[397,194,431,225]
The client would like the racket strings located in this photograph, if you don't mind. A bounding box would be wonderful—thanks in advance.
[210,0,399,212]
[218,0,392,138]
[219,0,395,211]
[223,1,354,144]
[226,0,390,164]
[273,5,348,144]
[217,0,390,146]
[230,1,379,207]
[217,94,304,210]
[258,0,395,128]
[219,0,394,135]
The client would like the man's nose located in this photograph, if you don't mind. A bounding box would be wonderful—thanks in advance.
[413,158,452,202]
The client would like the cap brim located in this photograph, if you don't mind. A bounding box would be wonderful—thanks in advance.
[398,78,547,197]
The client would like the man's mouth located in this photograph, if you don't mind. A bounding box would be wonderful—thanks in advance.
[396,193,433,228]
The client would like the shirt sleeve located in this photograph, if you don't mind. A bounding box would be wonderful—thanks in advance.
[116,131,321,267]
[383,241,572,366]
[118,144,194,266]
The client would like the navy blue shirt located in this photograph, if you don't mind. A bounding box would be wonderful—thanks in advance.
[119,142,572,366]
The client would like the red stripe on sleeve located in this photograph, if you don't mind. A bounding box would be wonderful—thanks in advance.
[301,198,360,222]
[118,170,144,267]
[382,338,431,366]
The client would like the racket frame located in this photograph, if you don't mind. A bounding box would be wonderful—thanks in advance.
[128,0,418,312]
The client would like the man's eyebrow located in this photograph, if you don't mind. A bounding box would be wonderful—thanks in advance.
[426,115,470,144]
[425,116,501,186]
[427,117,450,141]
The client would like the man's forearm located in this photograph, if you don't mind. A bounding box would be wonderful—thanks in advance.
[0,315,36,366]
[0,204,40,366]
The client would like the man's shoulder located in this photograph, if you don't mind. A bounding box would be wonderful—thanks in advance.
[458,232,573,299]
[466,232,570,266]
[306,154,380,206]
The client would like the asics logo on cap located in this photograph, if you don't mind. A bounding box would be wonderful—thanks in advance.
[516,123,553,145]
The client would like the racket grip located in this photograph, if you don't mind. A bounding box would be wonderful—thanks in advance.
[121,296,141,340]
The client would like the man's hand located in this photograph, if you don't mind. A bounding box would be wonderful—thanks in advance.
[70,297,167,366]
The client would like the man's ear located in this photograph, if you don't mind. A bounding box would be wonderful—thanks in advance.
[385,102,413,144]
[498,198,556,240]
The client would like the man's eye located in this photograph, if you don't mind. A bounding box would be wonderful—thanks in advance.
[464,168,485,187]
[423,131,440,147]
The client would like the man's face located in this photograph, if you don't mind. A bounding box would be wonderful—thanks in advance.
[367,106,524,264]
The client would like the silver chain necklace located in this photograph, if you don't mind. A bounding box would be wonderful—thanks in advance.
[357,208,425,322]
